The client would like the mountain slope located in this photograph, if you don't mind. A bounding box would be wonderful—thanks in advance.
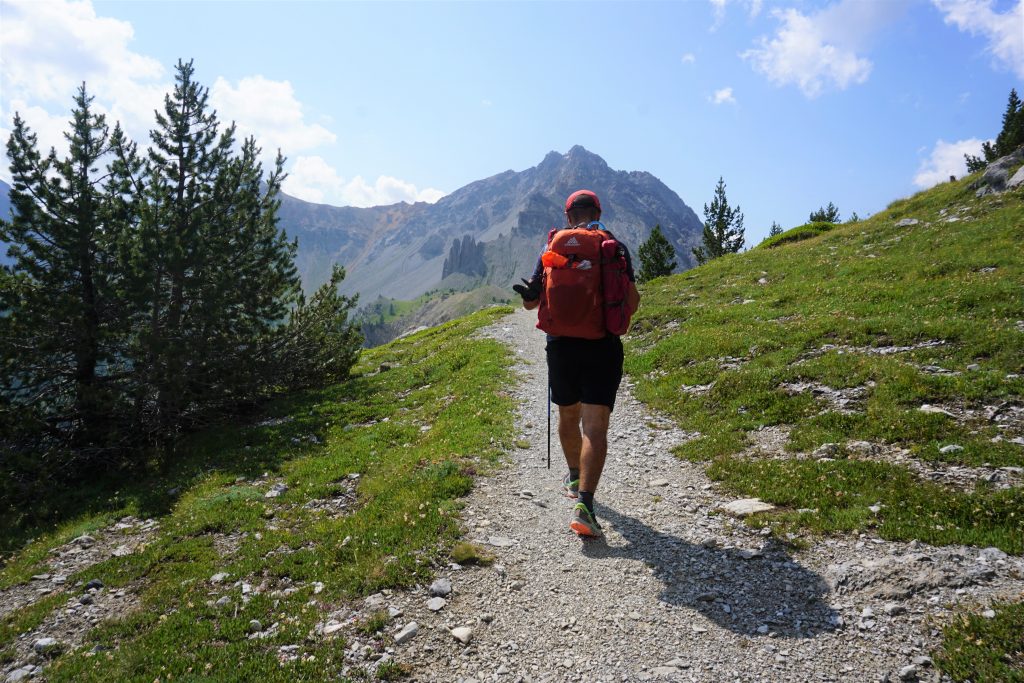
[627,169,1023,550]
[279,146,704,299]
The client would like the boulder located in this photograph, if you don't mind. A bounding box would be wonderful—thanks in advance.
[974,147,1024,197]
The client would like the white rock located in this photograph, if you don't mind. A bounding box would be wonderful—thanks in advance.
[428,578,452,597]
[649,479,670,488]
[719,498,775,517]
[488,535,515,547]
[394,622,418,645]
[451,626,473,644]
[426,597,447,611]
[919,404,953,416]
[896,218,919,227]
[979,547,1008,563]
[265,483,288,498]
[33,637,58,653]
[323,622,345,635]
[939,444,964,454]
[982,609,997,619]
[6,667,36,683]
[898,664,919,680]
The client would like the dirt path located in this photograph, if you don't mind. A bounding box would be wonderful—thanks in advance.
[394,307,1023,683]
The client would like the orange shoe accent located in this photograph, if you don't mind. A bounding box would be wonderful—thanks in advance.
[570,519,600,537]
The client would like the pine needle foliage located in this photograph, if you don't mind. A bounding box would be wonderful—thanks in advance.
[692,177,744,265]
[637,224,677,282]
[1,61,361,522]
[965,88,1024,172]
[809,202,841,223]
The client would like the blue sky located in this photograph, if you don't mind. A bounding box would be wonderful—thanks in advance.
[1,0,1021,245]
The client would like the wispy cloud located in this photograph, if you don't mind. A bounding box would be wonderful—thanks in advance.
[284,155,445,207]
[741,0,908,98]
[913,138,986,188]
[709,0,727,30]
[681,53,697,64]
[710,87,737,105]
[932,0,1024,78]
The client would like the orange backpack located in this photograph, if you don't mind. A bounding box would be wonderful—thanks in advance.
[536,224,612,339]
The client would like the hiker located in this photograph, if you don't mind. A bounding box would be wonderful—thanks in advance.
[513,190,640,537]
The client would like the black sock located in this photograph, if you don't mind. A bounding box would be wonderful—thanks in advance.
[569,467,580,482]
[578,491,595,516]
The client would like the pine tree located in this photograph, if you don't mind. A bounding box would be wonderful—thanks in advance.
[112,60,302,443]
[0,85,125,454]
[692,177,744,265]
[272,265,362,391]
[809,202,841,223]
[965,88,1024,171]
[637,224,676,282]
[768,221,784,237]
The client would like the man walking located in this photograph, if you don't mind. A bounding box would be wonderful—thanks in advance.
[513,190,640,537]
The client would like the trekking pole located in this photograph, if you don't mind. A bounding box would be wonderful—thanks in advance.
[546,384,551,470]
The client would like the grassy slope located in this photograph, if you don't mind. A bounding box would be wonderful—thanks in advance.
[0,307,516,681]
[626,176,1023,679]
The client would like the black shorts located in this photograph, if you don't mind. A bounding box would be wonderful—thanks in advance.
[546,335,624,411]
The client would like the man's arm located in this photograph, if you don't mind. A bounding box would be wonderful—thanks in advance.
[513,255,545,309]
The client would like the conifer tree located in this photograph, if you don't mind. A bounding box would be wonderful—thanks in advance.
[117,60,302,440]
[767,221,784,237]
[692,177,744,265]
[637,224,676,282]
[0,85,124,454]
[809,202,841,223]
[965,88,1024,172]
[272,265,362,391]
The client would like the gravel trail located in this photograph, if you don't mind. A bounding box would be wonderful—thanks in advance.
[396,307,1023,683]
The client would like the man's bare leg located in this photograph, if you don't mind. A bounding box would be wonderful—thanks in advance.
[557,402,611,495]
[579,403,610,494]
[557,402,583,471]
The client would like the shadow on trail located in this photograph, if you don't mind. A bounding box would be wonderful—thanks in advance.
[581,504,839,640]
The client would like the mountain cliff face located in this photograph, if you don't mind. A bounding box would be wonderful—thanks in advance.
[0,150,704,299]
[278,146,704,299]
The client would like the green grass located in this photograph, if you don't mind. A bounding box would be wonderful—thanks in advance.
[933,602,1024,681]
[757,221,840,249]
[0,306,516,682]
[627,173,1024,552]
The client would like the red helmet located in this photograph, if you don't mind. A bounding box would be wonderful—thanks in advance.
[564,189,601,214]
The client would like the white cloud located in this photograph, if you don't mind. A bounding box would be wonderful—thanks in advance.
[708,0,765,28]
[681,53,697,64]
[283,155,446,207]
[932,0,1024,78]
[914,138,986,188]
[709,0,727,30]
[0,0,167,137]
[210,76,336,160]
[740,0,909,97]
[710,87,737,105]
